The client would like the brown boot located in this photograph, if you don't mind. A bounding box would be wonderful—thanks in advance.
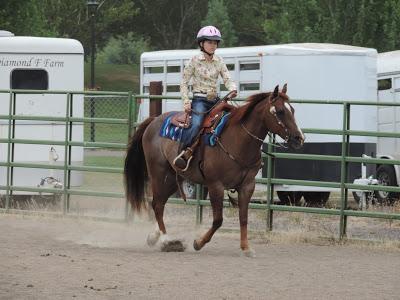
[173,148,193,171]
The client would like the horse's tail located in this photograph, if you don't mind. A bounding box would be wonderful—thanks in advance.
[124,117,155,212]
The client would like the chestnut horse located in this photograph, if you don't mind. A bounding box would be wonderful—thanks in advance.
[124,84,304,256]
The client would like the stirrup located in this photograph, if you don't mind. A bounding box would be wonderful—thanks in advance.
[173,150,193,172]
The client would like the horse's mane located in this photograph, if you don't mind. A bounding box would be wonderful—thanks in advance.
[229,92,271,124]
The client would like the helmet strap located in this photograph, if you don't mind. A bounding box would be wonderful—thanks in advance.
[201,47,214,57]
[199,41,215,57]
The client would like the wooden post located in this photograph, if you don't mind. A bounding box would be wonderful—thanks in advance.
[149,81,163,117]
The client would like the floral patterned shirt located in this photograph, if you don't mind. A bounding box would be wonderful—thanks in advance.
[180,52,237,103]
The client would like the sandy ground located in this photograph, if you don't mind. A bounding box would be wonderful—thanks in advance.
[0,213,399,300]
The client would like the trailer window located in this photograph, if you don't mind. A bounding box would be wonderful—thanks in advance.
[143,85,149,93]
[240,83,260,91]
[226,64,235,71]
[11,69,48,90]
[144,66,164,74]
[167,66,180,73]
[378,79,392,90]
[166,85,180,92]
[240,63,259,71]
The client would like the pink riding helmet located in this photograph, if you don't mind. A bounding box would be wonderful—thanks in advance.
[196,25,222,42]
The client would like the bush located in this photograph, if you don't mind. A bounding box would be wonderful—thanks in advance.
[96,32,150,65]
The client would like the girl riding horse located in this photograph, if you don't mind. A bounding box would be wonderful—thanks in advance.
[174,25,238,170]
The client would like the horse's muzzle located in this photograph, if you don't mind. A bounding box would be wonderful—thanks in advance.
[287,134,305,150]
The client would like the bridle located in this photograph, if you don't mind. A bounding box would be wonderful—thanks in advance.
[240,122,289,149]
[239,97,292,149]
[216,95,291,168]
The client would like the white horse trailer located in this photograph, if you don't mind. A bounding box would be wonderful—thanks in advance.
[140,43,377,203]
[376,51,400,201]
[0,33,84,194]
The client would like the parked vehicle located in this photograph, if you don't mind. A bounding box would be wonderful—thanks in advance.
[375,51,400,203]
[139,43,378,204]
[0,31,84,195]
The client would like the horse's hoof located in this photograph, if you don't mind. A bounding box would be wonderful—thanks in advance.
[241,248,256,258]
[146,231,160,247]
[193,239,202,251]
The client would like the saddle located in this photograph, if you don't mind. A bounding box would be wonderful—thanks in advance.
[172,100,236,173]
[202,101,236,132]
[170,100,236,130]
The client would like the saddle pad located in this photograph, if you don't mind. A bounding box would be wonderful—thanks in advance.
[203,112,231,146]
[159,112,185,142]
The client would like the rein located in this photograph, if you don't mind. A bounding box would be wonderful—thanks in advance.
[240,122,288,149]
[190,90,236,115]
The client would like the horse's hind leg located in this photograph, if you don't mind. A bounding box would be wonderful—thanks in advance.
[193,184,224,251]
[146,169,177,247]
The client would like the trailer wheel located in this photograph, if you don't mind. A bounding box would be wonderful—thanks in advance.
[376,165,398,204]
[277,191,302,206]
[302,192,330,207]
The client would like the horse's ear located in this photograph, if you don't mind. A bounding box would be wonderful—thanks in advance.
[282,83,287,94]
[273,85,279,99]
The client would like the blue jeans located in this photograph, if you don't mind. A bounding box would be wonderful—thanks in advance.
[181,96,217,148]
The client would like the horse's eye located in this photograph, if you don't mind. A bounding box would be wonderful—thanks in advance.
[276,110,285,116]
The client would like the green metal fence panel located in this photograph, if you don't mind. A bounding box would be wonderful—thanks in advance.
[1,90,400,240]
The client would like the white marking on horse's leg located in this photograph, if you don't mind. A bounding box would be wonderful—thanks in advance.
[146,227,161,247]
[241,247,256,258]
[160,233,171,244]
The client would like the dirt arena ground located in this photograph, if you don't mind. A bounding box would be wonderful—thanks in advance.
[0,212,399,300]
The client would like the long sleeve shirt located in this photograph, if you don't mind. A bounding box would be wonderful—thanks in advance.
[180,52,237,103]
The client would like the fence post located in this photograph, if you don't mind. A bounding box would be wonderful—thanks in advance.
[5,91,15,210]
[266,134,274,231]
[339,102,350,239]
[62,93,72,215]
[149,81,162,117]
[89,95,96,142]
[66,93,74,212]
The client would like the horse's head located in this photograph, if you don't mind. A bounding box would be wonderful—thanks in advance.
[265,84,305,149]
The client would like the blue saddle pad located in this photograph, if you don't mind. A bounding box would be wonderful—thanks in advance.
[159,111,231,147]
[159,112,185,142]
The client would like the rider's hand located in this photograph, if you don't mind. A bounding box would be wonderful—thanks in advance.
[183,100,191,112]
[229,90,237,99]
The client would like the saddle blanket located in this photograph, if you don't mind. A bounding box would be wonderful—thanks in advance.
[159,111,231,146]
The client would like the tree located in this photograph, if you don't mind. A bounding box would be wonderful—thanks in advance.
[202,0,237,47]
[226,0,275,46]
[41,0,139,59]
[0,0,51,36]
[96,32,151,64]
[132,0,208,49]
[263,0,400,52]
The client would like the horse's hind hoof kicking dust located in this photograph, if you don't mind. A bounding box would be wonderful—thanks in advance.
[146,229,186,252]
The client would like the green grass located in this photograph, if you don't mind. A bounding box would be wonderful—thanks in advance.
[84,63,140,92]
[83,63,141,144]
[84,123,128,144]
[84,156,124,168]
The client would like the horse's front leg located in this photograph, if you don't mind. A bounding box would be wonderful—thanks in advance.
[238,180,256,257]
[193,184,224,251]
